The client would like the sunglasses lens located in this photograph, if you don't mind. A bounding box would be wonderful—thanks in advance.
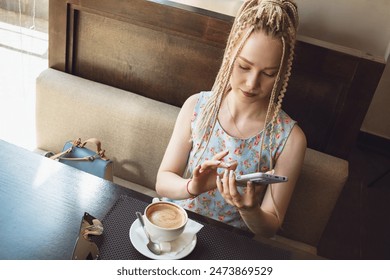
[72,212,102,260]
[72,236,99,260]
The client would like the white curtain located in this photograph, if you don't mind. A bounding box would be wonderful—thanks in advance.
[0,0,48,149]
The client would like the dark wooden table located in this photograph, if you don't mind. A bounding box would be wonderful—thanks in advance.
[0,140,320,260]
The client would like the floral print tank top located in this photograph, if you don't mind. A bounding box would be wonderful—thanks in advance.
[173,91,296,230]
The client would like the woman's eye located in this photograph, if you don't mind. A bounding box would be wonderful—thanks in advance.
[263,72,277,77]
[238,64,250,71]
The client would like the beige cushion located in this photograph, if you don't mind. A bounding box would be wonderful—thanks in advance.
[36,68,179,190]
[278,148,349,248]
[113,176,158,198]
[272,235,318,255]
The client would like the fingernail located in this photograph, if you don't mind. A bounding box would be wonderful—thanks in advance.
[216,175,221,182]
[224,169,228,177]
[229,170,234,178]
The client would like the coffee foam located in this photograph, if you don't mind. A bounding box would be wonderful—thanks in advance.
[147,203,185,229]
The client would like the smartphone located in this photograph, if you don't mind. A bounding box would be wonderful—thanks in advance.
[235,172,288,185]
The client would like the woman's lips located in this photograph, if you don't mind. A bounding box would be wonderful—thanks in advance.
[241,89,256,97]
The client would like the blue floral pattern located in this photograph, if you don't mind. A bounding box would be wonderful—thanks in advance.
[174,91,296,230]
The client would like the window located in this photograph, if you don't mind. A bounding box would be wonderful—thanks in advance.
[0,0,48,149]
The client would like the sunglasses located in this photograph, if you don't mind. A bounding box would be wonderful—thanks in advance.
[72,212,103,260]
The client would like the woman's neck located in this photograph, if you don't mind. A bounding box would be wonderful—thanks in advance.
[226,91,271,122]
[218,92,274,139]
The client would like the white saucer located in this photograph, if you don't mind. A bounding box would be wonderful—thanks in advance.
[129,218,197,260]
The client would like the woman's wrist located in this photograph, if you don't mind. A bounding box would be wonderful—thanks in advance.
[186,179,198,198]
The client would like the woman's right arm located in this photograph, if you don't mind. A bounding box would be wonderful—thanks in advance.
[155,94,199,199]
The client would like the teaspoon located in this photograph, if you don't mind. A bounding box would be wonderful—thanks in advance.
[136,212,162,255]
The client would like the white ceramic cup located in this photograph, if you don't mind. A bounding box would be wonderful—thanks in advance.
[144,200,188,242]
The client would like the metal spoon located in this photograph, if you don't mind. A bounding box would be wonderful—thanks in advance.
[136,212,162,255]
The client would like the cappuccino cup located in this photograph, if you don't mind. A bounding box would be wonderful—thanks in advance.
[144,200,188,242]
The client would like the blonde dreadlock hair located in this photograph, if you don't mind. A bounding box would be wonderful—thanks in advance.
[190,0,299,223]
[193,0,298,162]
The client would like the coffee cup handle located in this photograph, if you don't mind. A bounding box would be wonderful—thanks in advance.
[152,197,160,203]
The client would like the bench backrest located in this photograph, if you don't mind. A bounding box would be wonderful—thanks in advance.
[36,68,179,189]
[279,148,348,247]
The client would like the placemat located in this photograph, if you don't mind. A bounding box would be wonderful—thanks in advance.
[93,195,291,259]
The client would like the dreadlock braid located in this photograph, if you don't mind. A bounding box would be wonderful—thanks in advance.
[194,0,259,135]
[268,37,295,170]
[192,0,299,177]
[264,1,298,170]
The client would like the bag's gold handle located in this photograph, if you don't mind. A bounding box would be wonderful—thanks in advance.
[78,138,109,160]
[50,147,72,160]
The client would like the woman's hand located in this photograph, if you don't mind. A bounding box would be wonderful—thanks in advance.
[189,150,237,195]
[216,169,266,210]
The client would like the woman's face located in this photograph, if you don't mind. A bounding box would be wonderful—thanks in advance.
[230,30,283,102]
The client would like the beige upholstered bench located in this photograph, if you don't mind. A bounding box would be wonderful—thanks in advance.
[35,68,348,255]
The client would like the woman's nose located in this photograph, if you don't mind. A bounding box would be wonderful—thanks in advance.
[245,72,260,90]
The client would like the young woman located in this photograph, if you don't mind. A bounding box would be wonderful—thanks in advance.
[156,0,306,237]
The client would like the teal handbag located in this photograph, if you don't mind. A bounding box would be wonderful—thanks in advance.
[51,138,113,181]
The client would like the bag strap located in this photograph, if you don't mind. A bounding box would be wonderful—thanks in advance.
[50,138,110,162]
[50,147,73,160]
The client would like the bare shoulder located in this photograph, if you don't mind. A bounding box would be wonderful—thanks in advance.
[182,93,199,110]
[280,124,307,161]
[289,124,307,149]
[177,93,200,121]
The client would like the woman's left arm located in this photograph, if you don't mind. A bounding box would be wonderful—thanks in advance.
[235,124,306,236]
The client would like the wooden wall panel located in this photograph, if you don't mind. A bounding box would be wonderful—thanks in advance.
[49,0,385,159]
[72,10,224,105]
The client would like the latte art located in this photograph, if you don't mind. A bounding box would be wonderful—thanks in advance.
[147,203,185,229]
